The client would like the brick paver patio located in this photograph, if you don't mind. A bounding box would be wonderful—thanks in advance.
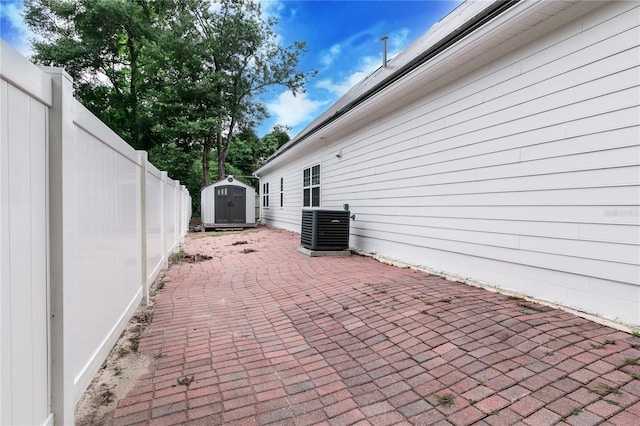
[112,227,640,425]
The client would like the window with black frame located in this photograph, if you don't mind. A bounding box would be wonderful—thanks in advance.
[262,182,269,208]
[280,177,284,207]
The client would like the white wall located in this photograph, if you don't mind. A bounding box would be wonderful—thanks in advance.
[1,41,191,425]
[257,1,640,326]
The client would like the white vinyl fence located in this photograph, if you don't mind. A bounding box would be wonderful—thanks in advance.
[1,41,191,425]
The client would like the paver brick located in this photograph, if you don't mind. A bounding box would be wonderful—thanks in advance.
[564,409,603,426]
[447,405,485,426]
[360,401,394,417]
[475,394,510,414]
[511,396,545,417]
[397,399,432,418]
[524,407,562,425]
[483,408,523,426]
[109,228,640,425]
[323,398,358,418]
[112,410,152,426]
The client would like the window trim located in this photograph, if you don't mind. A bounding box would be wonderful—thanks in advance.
[262,182,269,208]
[303,164,320,208]
[279,177,284,208]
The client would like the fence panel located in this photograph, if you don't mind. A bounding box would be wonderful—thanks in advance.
[1,42,191,425]
[0,41,53,426]
[165,179,179,255]
[66,98,145,403]
[146,161,167,286]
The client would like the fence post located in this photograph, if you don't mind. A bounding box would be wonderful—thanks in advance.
[161,172,168,268]
[175,180,181,246]
[181,184,188,239]
[1,42,54,426]
[138,152,149,305]
[45,67,76,426]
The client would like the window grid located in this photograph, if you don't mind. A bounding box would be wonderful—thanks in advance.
[303,165,320,207]
[280,177,284,208]
[262,182,269,208]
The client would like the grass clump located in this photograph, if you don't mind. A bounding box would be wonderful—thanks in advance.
[436,393,455,407]
[168,250,185,264]
[589,383,621,396]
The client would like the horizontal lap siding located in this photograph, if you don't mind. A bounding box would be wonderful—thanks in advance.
[262,1,640,324]
[262,168,307,233]
[353,1,640,322]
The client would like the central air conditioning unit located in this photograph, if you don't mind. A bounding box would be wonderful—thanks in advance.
[301,209,350,251]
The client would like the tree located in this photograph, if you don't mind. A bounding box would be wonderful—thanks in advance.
[149,0,313,185]
[209,1,311,182]
[144,0,224,186]
[226,125,290,183]
[226,128,261,179]
[24,0,171,150]
[257,124,291,166]
[148,142,203,214]
[25,0,312,190]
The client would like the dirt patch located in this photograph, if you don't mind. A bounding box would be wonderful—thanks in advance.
[74,276,166,425]
[182,253,213,262]
[169,251,213,264]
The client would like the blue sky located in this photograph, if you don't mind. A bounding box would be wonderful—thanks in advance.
[1,0,462,137]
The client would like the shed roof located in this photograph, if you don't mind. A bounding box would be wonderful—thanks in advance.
[201,175,254,192]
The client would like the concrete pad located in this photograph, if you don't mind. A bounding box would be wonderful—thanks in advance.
[297,246,351,257]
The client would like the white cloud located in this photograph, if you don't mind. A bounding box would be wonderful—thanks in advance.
[388,27,410,55]
[259,0,284,21]
[316,54,380,97]
[267,90,326,129]
[320,44,341,68]
[313,25,415,100]
[313,25,412,99]
[0,1,23,29]
[0,0,32,56]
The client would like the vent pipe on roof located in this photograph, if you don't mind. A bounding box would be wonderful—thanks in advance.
[381,35,388,67]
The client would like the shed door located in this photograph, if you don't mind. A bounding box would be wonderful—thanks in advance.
[215,185,246,223]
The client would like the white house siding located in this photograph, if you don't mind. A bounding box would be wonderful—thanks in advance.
[261,167,312,229]
[257,1,640,326]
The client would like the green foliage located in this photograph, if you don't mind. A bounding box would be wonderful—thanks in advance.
[146,0,311,185]
[25,0,311,196]
[148,142,203,215]
[24,0,167,150]
[257,125,291,165]
[226,125,290,186]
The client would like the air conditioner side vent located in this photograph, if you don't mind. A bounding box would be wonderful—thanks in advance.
[300,209,350,251]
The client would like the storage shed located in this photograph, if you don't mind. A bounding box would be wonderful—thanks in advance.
[201,176,256,230]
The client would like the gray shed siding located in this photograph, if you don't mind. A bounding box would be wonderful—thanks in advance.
[257,1,639,325]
